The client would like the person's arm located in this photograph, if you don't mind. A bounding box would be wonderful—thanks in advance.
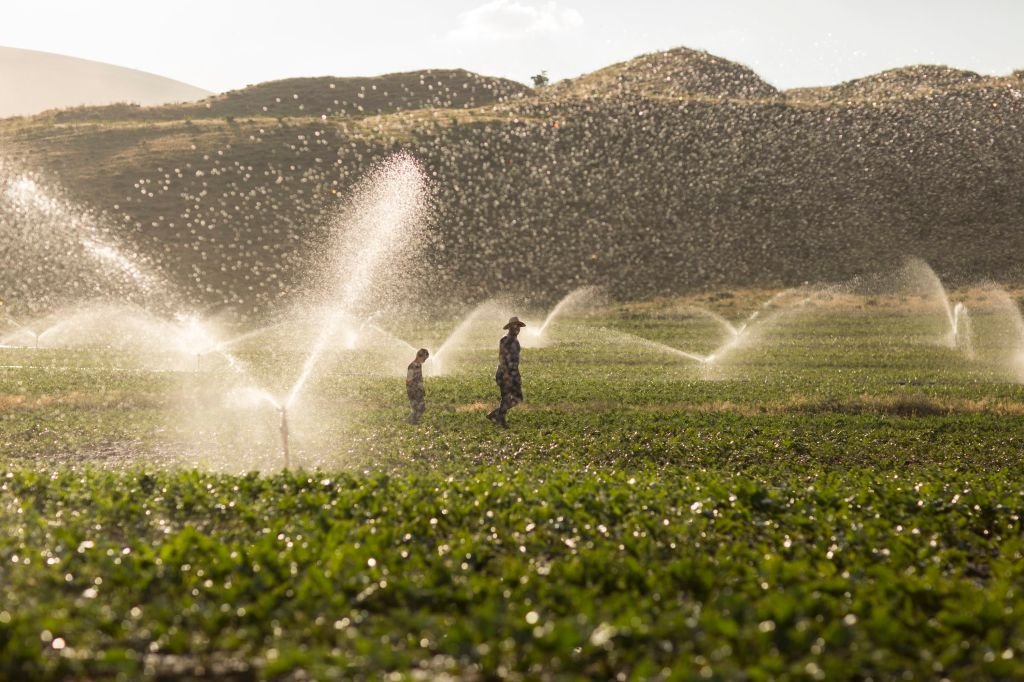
[507,340,520,374]
[498,339,510,374]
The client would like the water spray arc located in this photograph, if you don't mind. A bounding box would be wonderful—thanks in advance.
[283,155,428,416]
[600,327,710,363]
[1,156,430,469]
[521,286,605,348]
[207,154,430,468]
[597,289,817,369]
[380,287,607,379]
[901,258,974,357]
[1,166,177,312]
[1,314,40,349]
[421,300,506,376]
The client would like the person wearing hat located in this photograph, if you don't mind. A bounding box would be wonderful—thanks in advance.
[406,348,430,424]
[488,316,526,428]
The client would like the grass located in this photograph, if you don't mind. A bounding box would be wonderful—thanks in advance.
[2,299,1024,678]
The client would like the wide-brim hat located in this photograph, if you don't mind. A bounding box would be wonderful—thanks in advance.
[503,316,527,330]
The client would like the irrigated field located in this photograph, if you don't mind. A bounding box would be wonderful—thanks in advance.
[2,297,1023,679]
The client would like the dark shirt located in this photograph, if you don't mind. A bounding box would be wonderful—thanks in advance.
[406,361,424,397]
[496,335,521,381]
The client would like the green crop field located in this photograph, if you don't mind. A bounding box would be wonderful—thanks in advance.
[2,296,1024,679]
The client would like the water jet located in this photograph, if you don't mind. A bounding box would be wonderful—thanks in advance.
[521,286,604,348]
[900,258,974,356]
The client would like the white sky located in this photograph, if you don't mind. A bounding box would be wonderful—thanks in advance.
[2,0,1023,92]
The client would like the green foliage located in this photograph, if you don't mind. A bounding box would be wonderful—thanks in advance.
[1,465,1021,679]
[2,308,1024,677]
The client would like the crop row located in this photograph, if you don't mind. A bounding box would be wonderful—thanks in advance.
[2,464,1022,679]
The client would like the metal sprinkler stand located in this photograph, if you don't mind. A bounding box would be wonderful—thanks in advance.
[279,406,290,469]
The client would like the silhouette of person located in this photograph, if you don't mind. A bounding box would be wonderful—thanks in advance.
[488,317,525,428]
[406,348,429,424]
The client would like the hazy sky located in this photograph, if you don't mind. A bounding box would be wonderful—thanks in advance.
[2,0,1023,92]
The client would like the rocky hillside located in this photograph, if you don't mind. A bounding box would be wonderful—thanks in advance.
[2,47,1023,313]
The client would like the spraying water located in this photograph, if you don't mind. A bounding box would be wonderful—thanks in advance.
[600,327,709,363]
[425,299,508,376]
[1,162,176,312]
[901,258,973,353]
[217,320,290,350]
[171,314,251,374]
[521,286,604,348]
[285,154,429,410]
[222,386,288,464]
[969,286,1024,381]
[951,302,975,357]
[591,289,821,372]
[701,289,817,366]
[0,312,41,348]
[673,306,744,343]
[366,322,418,354]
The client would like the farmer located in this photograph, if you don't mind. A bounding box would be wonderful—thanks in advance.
[488,316,526,428]
[406,348,429,424]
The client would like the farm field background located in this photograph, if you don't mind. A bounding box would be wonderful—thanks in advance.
[2,295,1023,679]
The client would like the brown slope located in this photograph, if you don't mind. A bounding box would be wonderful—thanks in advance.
[786,65,994,104]
[548,46,780,101]
[3,48,1024,313]
[46,70,533,124]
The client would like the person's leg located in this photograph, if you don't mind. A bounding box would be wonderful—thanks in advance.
[408,393,424,424]
[496,394,513,427]
[488,378,504,425]
[498,380,521,426]
[488,402,506,426]
[492,382,515,427]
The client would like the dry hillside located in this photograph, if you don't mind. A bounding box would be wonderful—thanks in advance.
[2,47,1023,313]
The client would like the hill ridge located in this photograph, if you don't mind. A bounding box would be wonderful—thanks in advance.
[3,45,1024,312]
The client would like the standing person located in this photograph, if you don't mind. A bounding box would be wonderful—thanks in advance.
[488,317,526,428]
[406,348,429,424]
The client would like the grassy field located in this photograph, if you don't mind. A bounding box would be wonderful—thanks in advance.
[2,296,1024,679]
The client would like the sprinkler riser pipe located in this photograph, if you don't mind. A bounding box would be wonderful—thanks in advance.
[279,407,290,469]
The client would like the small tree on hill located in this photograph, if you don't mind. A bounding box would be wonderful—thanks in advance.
[531,71,550,88]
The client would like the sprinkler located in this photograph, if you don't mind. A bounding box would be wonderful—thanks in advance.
[279,406,290,469]
[952,302,966,348]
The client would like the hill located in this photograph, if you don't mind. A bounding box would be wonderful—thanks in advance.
[786,65,992,104]
[548,46,780,101]
[2,47,1024,313]
[44,69,533,124]
[0,46,211,118]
